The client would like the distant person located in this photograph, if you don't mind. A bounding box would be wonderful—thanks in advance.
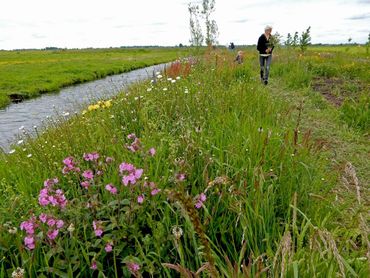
[229,42,235,50]
[257,25,274,85]
[234,50,244,64]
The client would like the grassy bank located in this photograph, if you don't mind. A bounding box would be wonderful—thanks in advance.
[0,48,189,109]
[0,47,369,277]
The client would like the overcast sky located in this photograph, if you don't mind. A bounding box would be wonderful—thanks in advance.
[0,0,369,49]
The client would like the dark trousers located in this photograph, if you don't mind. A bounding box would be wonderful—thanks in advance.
[259,55,272,81]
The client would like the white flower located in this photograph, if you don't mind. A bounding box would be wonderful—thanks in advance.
[33,125,37,129]
[27,154,32,158]
[17,140,24,145]
[176,76,181,80]
[11,267,25,278]
[67,223,75,233]
[134,97,139,100]
[155,71,160,75]
[8,149,15,154]
[184,89,189,94]
[172,226,183,240]
[163,88,168,91]
[8,227,18,234]
[171,80,176,83]
[18,126,24,130]
[167,77,172,81]
[147,88,152,92]
[63,112,70,116]
[157,74,163,79]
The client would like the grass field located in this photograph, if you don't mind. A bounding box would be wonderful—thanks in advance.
[0,46,369,277]
[0,48,189,109]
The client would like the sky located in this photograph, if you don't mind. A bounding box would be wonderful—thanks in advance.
[0,0,369,50]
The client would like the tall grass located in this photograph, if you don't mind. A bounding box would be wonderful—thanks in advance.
[0,49,368,277]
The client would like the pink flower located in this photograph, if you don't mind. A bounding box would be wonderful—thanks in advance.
[82,170,94,180]
[83,152,100,161]
[96,170,103,176]
[127,262,140,274]
[105,243,113,252]
[126,137,141,152]
[20,219,37,235]
[195,201,203,209]
[176,173,186,181]
[63,157,74,167]
[135,168,143,179]
[119,162,135,173]
[81,181,90,189]
[39,181,68,209]
[24,236,35,250]
[39,213,48,223]
[105,157,114,163]
[44,178,58,188]
[93,221,103,237]
[199,193,207,202]
[47,218,56,227]
[56,220,64,229]
[151,188,161,196]
[194,192,207,209]
[62,156,79,174]
[120,162,143,186]
[137,195,144,204]
[105,184,117,194]
[95,229,103,237]
[148,147,156,156]
[90,261,97,270]
[47,229,59,240]
[127,133,136,140]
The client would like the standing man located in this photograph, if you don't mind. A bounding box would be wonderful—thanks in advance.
[257,26,274,85]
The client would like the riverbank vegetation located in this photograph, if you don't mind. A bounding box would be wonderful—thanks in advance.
[0,45,369,277]
[0,47,189,109]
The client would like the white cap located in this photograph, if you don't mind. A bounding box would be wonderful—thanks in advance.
[265,25,273,31]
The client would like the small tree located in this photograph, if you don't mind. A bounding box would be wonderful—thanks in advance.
[285,33,293,47]
[271,32,282,48]
[292,31,299,48]
[299,26,311,52]
[201,0,219,47]
[188,3,204,48]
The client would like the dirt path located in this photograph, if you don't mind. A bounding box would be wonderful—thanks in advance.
[268,78,369,186]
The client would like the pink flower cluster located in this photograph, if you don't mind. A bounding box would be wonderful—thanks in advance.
[176,173,186,181]
[105,183,118,194]
[144,181,161,196]
[148,147,156,157]
[126,133,141,152]
[82,169,94,180]
[127,262,140,274]
[20,213,64,250]
[119,162,143,186]
[20,216,38,250]
[62,156,80,174]
[38,178,67,209]
[83,152,100,161]
[93,220,104,237]
[195,193,207,209]
[105,243,113,252]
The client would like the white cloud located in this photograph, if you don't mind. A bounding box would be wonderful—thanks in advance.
[0,0,369,49]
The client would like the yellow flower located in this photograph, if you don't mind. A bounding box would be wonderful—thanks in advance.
[104,100,112,108]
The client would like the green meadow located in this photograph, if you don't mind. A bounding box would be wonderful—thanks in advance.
[0,48,188,108]
[0,46,369,277]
